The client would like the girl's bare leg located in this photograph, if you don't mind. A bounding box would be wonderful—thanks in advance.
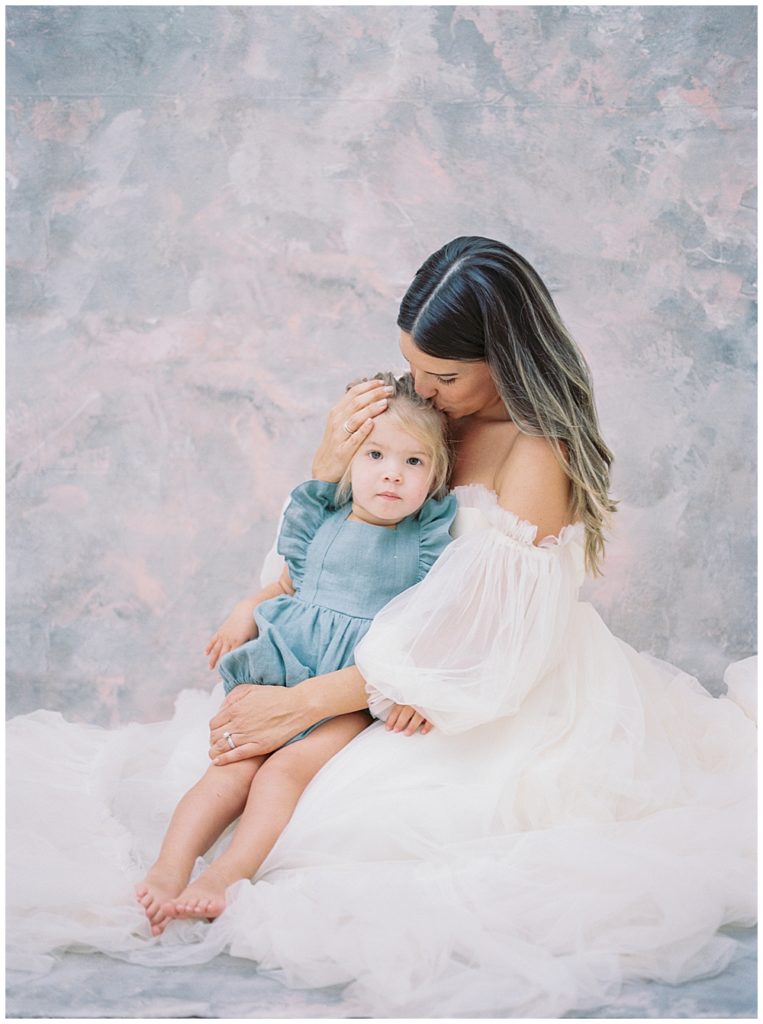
[166,711,371,920]
[136,756,265,934]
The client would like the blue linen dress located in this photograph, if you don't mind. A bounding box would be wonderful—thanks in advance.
[218,480,457,730]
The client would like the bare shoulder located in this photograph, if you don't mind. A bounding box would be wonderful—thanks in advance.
[494,433,572,543]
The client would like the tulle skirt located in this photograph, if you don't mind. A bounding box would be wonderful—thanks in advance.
[6,605,756,1017]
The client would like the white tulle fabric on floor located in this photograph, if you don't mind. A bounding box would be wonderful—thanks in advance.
[6,485,756,1017]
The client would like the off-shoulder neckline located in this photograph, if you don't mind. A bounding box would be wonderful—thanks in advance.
[451,482,579,549]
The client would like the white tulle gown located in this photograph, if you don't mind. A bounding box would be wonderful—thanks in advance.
[7,484,756,1017]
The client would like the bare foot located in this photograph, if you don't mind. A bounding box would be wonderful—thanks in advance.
[135,863,188,936]
[163,863,243,922]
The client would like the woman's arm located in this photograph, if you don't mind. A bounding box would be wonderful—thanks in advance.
[208,665,369,763]
[494,434,572,541]
[209,668,433,764]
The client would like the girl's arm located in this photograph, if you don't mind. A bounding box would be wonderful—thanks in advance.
[205,566,296,669]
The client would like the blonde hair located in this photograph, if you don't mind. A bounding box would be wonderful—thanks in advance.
[335,372,451,507]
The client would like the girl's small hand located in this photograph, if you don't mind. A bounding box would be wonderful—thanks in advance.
[278,564,295,597]
[311,379,394,482]
[205,601,259,669]
[385,704,432,736]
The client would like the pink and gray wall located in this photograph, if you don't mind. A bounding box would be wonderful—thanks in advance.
[7,6,756,724]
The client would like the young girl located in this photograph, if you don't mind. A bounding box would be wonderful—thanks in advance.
[136,372,456,935]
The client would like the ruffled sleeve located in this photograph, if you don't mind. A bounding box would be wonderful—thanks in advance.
[415,493,458,581]
[276,480,339,588]
[354,514,584,734]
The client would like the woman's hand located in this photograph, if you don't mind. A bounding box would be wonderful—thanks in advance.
[385,704,433,736]
[209,684,309,763]
[205,599,259,670]
[311,379,394,482]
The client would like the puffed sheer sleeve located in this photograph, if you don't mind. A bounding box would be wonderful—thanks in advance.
[415,493,458,580]
[276,480,338,588]
[354,506,585,734]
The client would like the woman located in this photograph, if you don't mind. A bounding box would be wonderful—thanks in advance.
[8,238,755,1017]
[208,236,612,756]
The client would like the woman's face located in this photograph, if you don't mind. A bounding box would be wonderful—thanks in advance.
[399,331,505,421]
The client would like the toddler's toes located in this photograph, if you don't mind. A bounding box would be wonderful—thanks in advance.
[150,908,172,936]
[207,896,226,918]
[160,899,178,919]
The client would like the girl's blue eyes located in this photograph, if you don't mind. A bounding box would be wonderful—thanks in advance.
[367,451,424,466]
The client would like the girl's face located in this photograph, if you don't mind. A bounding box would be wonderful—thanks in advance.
[349,414,434,527]
[400,331,506,421]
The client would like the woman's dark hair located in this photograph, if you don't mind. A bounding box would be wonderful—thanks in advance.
[398,236,616,574]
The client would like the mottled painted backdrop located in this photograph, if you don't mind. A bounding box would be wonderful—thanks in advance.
[7,6,756,725]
